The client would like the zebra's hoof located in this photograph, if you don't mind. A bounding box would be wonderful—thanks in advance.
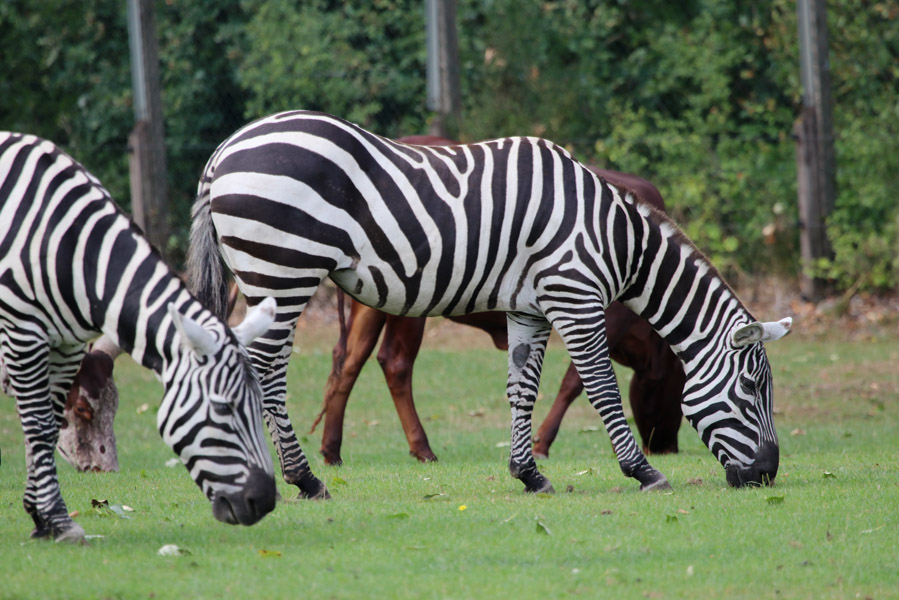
[527,481,555,494]
[522,473,555,494]
[54,522,87,544]
[297,480,331,500]
[639,473,671,492]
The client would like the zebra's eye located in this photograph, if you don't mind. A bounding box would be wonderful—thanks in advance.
[739,375,757,396]
[210,395,233,416]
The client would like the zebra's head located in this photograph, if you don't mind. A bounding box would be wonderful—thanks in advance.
[160,297,278,526]
[682,317,792,488]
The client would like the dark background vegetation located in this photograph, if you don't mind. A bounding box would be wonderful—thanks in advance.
[1,0,896,291]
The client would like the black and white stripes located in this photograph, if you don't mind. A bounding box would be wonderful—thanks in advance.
[188,110,791,492]
[0,133,278,542]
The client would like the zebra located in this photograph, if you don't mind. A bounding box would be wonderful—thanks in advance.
[0,132,279,542]
[187,110,792,494]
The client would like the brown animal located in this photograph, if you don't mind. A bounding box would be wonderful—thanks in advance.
[56,336,122,472]
[313,136,685,465]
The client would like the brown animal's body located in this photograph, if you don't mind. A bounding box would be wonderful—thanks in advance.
[315,136,685,465]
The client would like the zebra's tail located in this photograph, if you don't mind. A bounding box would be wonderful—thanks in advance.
[186,177,230,321]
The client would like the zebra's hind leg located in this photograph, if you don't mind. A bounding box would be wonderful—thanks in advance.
[505,312,554,494]
[7,340,87,542]
[550,307,670,492]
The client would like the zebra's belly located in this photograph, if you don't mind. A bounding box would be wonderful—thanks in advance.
[330,264,532,318]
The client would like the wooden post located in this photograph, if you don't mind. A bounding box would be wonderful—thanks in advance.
[127,0,169,257]
[796,0,836,301]
[425,0,461,138]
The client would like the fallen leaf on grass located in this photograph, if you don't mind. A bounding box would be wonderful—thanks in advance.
[468,408,485,417]
[686,478,703,486]
[535,519,551,535]
[422,493,446,501]
[665,515,678,524]
[575,468,596,476]
[823,471,836,479]
[90,499,132,519]
[136,403,150,414]
[258,549,282,558]
[579,426,600,433]
[790,428,806,436]
[330,476,348,487]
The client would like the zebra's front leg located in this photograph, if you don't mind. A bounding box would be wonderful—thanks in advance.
[505,312,554,494]
[259,355,330,500]
[551,309,670,491]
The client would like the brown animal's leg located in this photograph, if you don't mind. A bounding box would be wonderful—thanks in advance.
[376,315,435,462]
[532,362,582,459]
[320,300,386,465]
[629,344,685,455]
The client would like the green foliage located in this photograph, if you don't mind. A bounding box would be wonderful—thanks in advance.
[458,0,801,279]
[237,0,428,137]
[0,0,895,288]
[819,2,899,291]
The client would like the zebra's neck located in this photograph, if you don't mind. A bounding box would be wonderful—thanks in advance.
[616,197,752,368]
[90,220,205,374]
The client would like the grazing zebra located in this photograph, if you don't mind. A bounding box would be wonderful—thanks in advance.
[0,133,278,542]
[187,110,791,493]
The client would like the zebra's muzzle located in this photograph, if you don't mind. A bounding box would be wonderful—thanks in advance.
[725,441,779,487]
[211,467,277,525]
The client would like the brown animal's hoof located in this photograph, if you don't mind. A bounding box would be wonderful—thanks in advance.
[411,450,438,462]
[531,446,549,460]
[320,450,343,466]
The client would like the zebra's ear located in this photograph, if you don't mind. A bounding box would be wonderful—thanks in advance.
[168,304,221,357]
[232,297,276,347]
[731,317,792,348]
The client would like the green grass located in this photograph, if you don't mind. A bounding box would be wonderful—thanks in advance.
[1,333,898,599]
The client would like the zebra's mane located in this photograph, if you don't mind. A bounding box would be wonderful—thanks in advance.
[615,181,745,314]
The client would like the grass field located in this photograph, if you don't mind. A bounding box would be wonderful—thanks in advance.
[1,319,897,599]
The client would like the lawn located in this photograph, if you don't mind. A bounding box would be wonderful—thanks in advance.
[1,320,897,599]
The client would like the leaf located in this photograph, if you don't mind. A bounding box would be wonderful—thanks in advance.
[107,504,133,519]
[823,471,836,479]
[665,514,678,524]
[579,426,600,433]
[575,468,595,476]
[258,549,282,558]
[495,441,510,448]
[422,493,445,501]
[157,544,190,556]
[330,476,348,487]
[386,512,410,520]
[766,495,785,505]
[535,519,551,535]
